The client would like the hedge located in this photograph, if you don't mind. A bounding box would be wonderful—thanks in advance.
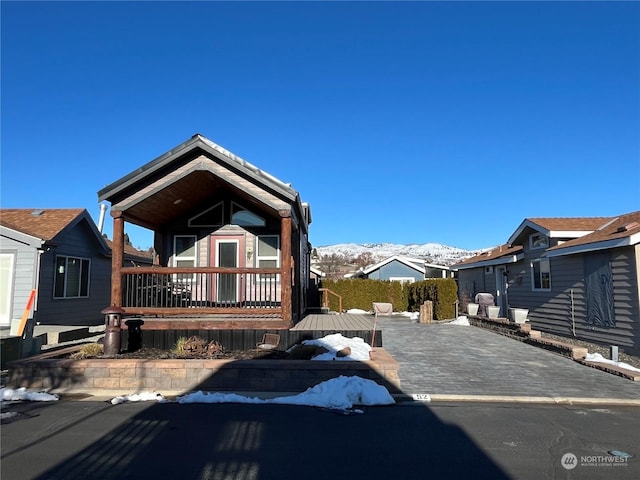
[406,279,458,320]
[319,278,458,320]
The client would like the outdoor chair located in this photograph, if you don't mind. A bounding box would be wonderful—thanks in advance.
[256,333,280,350]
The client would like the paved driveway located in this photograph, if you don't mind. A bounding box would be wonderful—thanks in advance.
[376,317,640,402]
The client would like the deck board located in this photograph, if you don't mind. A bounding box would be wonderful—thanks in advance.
[291,313,378,331]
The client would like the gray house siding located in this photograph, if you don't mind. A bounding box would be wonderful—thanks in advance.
[0,236,40,326]
[35,221,111,326]
[505,246,640,351]
[458,268,497,309]
[368,260,422,281]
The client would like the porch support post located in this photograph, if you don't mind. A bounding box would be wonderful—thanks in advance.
[111,211,125,307]
[280,211,292,326]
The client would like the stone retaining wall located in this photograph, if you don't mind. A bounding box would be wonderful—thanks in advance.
[6,348,400,395]
[468,315,588,359]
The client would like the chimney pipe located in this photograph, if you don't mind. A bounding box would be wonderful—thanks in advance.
[98,203,108,233]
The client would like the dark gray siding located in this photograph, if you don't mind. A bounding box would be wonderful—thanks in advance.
[458,267,498,307]
[368,260,422,281]
[36,220,111,326]
[506,246,640,352]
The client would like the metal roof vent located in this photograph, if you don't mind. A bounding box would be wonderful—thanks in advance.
[31,210,44,216]
[616,222,639,233]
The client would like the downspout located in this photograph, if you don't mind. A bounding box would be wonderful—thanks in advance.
[571,288,576,336]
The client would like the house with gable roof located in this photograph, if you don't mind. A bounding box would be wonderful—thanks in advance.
[350,255,452,283]
[97,134,312,330]
[0,208,150,328]
[453,211,640,353]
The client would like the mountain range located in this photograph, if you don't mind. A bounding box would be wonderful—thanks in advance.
[314,242,483,266]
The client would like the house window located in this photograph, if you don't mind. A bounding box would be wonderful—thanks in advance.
[54,256,90,298]
[173,235,197,282]
[531,259,551,290]
[231,202,265,227]
[189,202,223,227]
[389,277,415,284]
[529,233,548,250]
[256,235,279,281]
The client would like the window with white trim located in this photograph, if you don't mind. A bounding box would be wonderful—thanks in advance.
[256,235,279,282]
[173,235,197,282]
[389,277,415,284]
[531,258,551,290]
[54,256,90,298]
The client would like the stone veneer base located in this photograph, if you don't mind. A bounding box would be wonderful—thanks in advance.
[6,348,400,395]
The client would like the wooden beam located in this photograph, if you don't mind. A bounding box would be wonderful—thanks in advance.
[280,214,292,327]
[111,211,125,307]
[122,307,283,316]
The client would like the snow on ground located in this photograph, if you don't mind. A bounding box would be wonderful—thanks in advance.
[345,308,368,314]
[448,316,470,326]
[297,333,371,361]
[110,391,166,405]
[345,308,419,321]
[177,376,395,410]
[1,387,58,402]
[585,353,640,373]
[109,375,396,410]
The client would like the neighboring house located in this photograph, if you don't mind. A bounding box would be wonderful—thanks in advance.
[0,208,150,327]
[97,133,312,329]
[453,211,640,353]
[350,255,452,283]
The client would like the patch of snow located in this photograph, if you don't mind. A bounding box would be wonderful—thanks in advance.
[346,308,369,314]
[298,333,371,361]
[584,353,640,373]
[176,376,395,410]
[0,387,58,402]
[1,411,18,420]
[448,316,470,326]
[110,391,167,405]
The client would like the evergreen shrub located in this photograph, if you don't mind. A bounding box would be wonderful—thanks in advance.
[406,279,458,320]
[319,277,456,319]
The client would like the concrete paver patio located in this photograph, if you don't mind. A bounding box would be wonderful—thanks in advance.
[377,316,640,402]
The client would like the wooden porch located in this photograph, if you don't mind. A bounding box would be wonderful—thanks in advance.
[119,313,383,350]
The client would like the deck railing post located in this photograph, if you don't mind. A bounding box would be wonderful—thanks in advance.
[280,213,292,325]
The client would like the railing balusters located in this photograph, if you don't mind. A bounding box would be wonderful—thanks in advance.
[120,267,282,313]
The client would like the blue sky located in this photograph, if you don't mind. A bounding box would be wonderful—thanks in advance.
[2,1,639,251]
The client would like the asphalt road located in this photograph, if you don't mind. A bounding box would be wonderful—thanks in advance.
[2,398,638,480]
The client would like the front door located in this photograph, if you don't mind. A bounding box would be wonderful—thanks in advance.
[210,236,245,305]
[584,252,615,327]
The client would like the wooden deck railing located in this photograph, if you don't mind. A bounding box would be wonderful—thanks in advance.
[120,266,283,316]
[318,288,343,313]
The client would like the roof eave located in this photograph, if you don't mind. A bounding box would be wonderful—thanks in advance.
[455,253,524,270]
[0,225,45,248]
[98,135,299,205]
[547,233,640,257]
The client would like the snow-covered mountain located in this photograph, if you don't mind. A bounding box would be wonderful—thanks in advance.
[314,242,480,266]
